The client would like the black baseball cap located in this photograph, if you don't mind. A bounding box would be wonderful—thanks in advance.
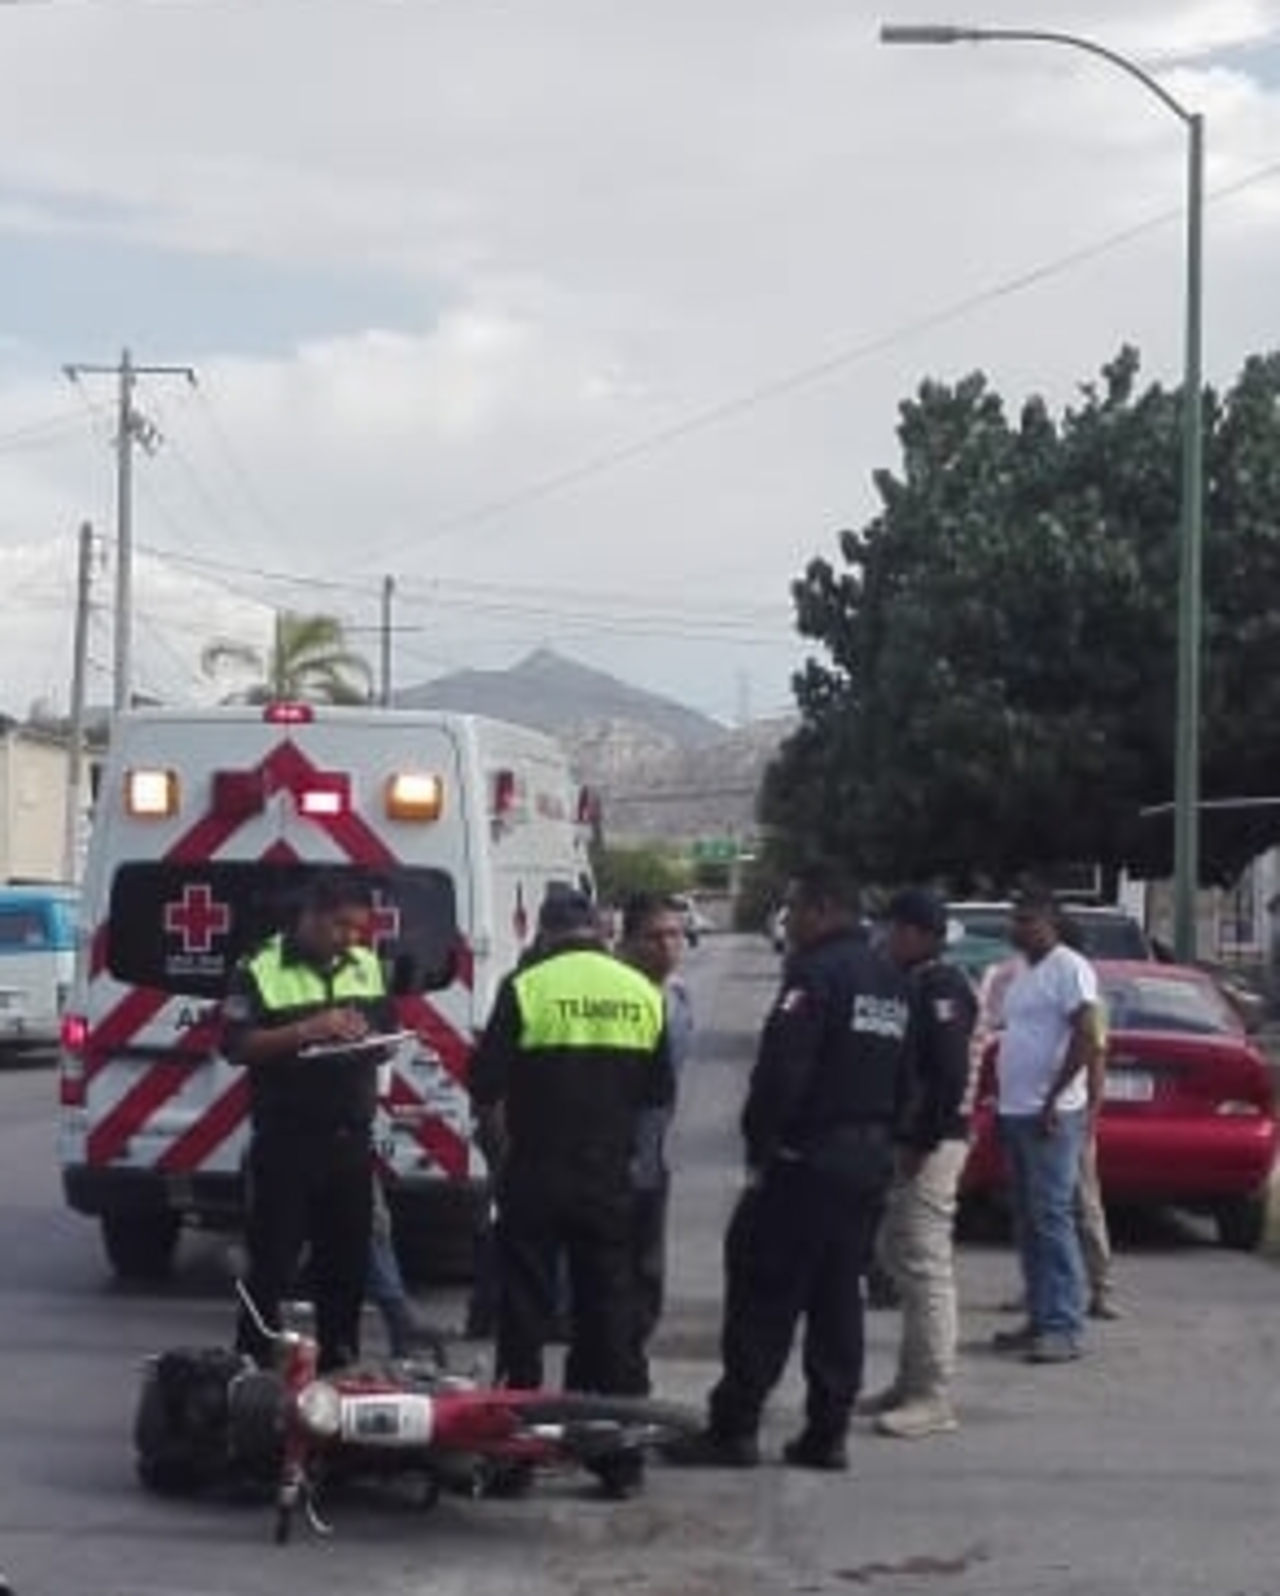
[537,888,596,936]
[886,888,948,939]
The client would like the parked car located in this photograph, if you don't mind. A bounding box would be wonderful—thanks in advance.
[962,960,1279,1250]
[1150,937,1270,1032]
[947,900,1153,961]
[669,893,712,947]
[0,883,78,1057]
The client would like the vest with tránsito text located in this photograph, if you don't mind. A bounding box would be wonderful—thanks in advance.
[506,947,668,1181]
[242,934,388,1136]
[515,949,666,1053]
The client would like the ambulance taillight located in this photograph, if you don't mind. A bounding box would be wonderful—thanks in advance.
[386,773,445,822]
[60,1016,89,1106]
[125,769,179,818]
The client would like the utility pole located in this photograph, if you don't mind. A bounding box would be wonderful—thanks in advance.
[64,521,94,884]
[380,575,396,708]
[63,348,197,713]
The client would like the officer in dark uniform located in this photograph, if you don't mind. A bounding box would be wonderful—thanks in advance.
[668,862,914,1471]
[222,872,394,1371]
[861,888,976,1437]
[469,889,672,1418]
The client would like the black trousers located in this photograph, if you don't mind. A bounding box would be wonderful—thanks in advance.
[708,1163,880,1444]
[632,1178,670,1349]
[236,1126,373,1371]
[495,1168,645,1396]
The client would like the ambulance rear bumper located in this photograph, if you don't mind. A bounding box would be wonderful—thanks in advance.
[62,1165,245,1229]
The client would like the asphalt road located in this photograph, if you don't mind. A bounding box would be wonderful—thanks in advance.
[3,938,1280,1596]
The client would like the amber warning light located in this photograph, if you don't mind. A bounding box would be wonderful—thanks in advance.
[386,773,444,822]
[126,769,180,818]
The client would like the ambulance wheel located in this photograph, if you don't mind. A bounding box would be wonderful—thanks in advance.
[102,1212,181,1282]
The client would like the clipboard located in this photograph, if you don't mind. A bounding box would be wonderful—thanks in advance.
[298,1029,418,1059]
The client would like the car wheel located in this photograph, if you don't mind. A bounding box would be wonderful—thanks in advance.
[1215,1191,1269,1252]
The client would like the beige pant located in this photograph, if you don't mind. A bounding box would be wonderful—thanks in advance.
[876,1139,970,1400]
[1076,1129,1113,1300]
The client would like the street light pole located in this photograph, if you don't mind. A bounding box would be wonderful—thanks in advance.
[880,23,1206,960]
[1175,113,1205,963]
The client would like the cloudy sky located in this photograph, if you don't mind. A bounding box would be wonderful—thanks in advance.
[0,0,1278,725]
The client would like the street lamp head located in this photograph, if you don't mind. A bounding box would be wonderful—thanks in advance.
[879,24,985,45]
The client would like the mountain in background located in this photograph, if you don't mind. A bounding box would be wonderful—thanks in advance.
[395,647,793,841]
[395,647,722,749]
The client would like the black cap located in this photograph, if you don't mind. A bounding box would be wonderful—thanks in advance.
[887,888,948,939]
[537,888,596,937]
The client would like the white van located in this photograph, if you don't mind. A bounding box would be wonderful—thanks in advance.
[58,703,595,1282]
[0,883,78,1054]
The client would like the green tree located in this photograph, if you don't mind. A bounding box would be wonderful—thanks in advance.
[202,611,373,705]
[764,348,1280,889]
[592,844,690,904]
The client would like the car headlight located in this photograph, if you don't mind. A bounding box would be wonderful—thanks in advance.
[295,1379,343,1438]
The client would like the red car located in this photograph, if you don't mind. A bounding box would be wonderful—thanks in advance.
[962,960,1278,1251]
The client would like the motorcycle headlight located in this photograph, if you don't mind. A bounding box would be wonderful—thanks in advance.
[295,1380,342,1438]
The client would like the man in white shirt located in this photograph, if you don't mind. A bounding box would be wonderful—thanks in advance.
[991,889,1102,1363]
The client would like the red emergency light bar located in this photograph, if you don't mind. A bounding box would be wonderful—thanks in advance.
[263,702,314,725]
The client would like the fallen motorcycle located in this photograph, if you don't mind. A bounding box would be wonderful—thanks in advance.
[133,1285,698,1543]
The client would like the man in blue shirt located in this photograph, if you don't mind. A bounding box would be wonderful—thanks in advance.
[617,893,695,1350]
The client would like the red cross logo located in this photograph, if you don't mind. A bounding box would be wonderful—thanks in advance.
[164,884,232,956]
[368,893,401,951]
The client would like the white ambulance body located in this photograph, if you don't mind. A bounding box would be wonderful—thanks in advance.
[59,703,593,1282]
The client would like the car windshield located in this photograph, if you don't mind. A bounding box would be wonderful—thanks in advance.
[947,906,1011,944]
[1071,915,1150,960]
[0,908,49,949]
[1101,974,1238,1037]
[948,904,1150,961]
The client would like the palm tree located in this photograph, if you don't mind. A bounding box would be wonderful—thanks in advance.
[201,611,373,705]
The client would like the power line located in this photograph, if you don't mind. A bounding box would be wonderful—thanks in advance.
[189,378,302,552]
[0,410,94,454]
[133,607,210,698]
[342,153,1280,569]
[394,572,782,619]
[126,536,789,634]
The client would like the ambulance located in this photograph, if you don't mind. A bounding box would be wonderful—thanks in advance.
[58,703,596,1282]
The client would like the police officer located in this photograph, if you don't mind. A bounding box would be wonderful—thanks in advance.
[862,888,975,1438]
[469,889,672,1423]
[223,872,394,1371]
[668,862,914,1471]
